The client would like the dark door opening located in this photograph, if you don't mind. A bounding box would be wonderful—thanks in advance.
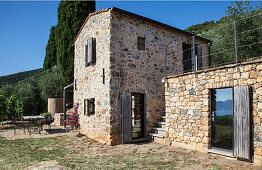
[211,88,233,151]
[131,93,145,139]
[183,44,192,73]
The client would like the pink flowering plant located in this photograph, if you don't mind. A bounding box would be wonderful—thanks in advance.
[65,102,80,131]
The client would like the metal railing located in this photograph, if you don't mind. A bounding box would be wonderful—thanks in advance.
[166,12,262,76]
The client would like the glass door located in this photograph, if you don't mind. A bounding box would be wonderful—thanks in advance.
[211,88,233,150]
[131,93,145,139]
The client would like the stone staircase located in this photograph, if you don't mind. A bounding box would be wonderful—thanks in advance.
[149,115,166,144]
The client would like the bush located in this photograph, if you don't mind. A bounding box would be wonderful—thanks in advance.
[5,95,24,120]
[42,112,52,118]
[0,90,6,120]
[64,103,79,131]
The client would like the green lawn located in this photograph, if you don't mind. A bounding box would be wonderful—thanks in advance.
[0,136,191,169]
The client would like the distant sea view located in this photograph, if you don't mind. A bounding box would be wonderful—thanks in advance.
[216,109,233,116]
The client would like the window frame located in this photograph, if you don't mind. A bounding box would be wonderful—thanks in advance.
[137,36,145,50]
[84,98,95,115]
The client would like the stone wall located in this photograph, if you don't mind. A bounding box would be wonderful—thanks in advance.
[109,10,210,144]
[74,11,112,144]
[164,60,262,166]
[53,113,64,126]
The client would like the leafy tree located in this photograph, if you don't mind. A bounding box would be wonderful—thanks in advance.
[15,98,24,119]
[43,26,57,71]
[55,0,95,84]
[185,21,216,35]
[187,1,262,67]
[0,90,6,120]
[0,85,14,99]
[6,95,18,120]
[39,66,65,102]
[226,0,254,16]
[15,78,44,116]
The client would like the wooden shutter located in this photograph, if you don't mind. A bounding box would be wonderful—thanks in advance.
[197,45,202,70]
[86,37,96,65]
[87,38,93,64]
[85,44,88,67]
[234,85,251,160]
[121,91,132,143]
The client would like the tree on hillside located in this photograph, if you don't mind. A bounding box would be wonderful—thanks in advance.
[39,66,65,102]
[43,26,57,71]
[55,0,95,84]
[0,90,6,120]
[15,78,44,115]
[185,21,216,35]
[193,0,262,66]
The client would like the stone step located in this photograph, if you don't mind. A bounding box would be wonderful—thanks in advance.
[150,133,166,145]
[160,116,166,122]
[153,136,166,145]
[156,122,166,128]
[152,127,165,131]
[152,127,166,136]
[149,133,164,138]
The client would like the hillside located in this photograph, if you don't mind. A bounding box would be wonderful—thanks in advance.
[0,68,43,87]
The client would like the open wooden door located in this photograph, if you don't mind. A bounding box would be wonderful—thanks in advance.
[233,85,251,160]
[121,91,132,143]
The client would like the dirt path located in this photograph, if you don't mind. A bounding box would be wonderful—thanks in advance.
[62,135,259,170]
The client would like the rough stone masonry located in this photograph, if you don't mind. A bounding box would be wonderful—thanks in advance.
[74,8,210,145]
[164,59,262,166]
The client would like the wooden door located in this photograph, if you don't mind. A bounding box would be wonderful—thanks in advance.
[233,85,251,160]
[121,91,132,143]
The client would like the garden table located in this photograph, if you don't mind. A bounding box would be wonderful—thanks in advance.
[22,116,45,135]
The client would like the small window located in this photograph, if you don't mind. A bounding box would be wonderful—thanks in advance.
[138,37,145,50]
[84,98,95,115]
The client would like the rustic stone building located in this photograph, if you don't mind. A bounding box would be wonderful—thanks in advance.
[74,7,210,145]
[164,60,262,166]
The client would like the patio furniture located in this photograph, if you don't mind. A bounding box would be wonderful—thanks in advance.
[42,116,54,129]
[22,116,45,135]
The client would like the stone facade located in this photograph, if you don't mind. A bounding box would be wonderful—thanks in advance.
[109,10,209,144]
[53,113,64,126]
[74,10,112,144]
[74,8,210,145]
[164,60,262,166]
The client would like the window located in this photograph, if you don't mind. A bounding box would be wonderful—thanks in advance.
[196,45,203,71]
[183,43,192,73]
[84,98,95,115]
[85,37,96,67]
[137,37,145,50]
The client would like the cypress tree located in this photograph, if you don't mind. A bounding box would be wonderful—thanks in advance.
[43,26,57,71]
[55,0,96,84]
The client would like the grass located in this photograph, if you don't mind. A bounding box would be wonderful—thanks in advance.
[213,124,233,150]
[0,136,197,170]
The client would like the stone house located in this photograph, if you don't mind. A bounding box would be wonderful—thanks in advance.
[74,7,211,145]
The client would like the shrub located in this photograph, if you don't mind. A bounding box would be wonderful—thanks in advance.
[42,112,52,118]
[64,103,79,131]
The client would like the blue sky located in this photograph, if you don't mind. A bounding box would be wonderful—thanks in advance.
[0,1,241,76]
[216,87,232,101]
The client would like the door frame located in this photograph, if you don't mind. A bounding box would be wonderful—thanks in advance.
[210,87,234,152]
